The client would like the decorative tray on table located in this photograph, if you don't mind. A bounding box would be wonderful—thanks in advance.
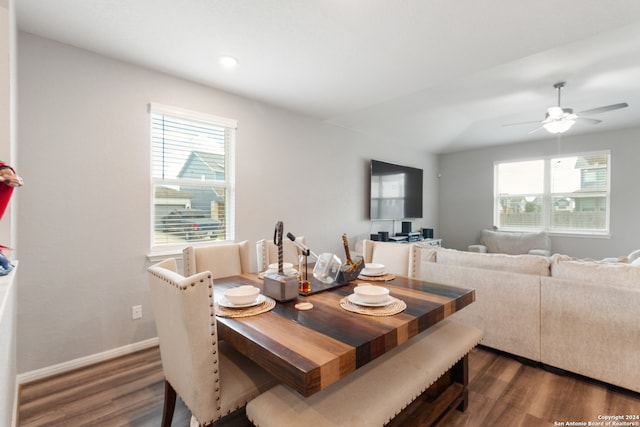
[298,277,348,296]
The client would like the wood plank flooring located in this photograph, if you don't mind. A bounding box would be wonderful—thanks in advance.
[18,346,640,426]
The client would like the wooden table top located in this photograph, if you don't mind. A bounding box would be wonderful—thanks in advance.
[214,274,475,397]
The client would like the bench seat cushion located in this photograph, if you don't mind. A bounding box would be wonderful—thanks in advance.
[246,319,482,427]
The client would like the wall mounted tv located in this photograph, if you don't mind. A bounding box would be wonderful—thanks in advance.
[369,159,423,220]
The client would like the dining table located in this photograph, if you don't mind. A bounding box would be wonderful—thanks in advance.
[213,272,475,397]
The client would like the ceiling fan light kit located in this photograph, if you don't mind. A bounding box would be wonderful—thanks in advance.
[543,119,575,134]
[503,81,628,135]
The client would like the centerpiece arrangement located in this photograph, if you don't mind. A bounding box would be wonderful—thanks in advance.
[263,221,300,302]
[263,225,365,300]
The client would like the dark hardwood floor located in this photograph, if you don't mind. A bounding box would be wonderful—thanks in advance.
[18,345,640,426]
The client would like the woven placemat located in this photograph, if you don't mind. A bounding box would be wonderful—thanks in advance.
[339,296,406,316]
[215,296,276,318]
[357,273,396,281]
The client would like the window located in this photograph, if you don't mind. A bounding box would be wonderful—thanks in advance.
[494,151,610,234]
[150,103,236,248]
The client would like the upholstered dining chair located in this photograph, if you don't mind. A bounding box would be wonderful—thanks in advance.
[255,236,305,272]
[183,240,250,279]
[147,258,278,427]
[361,239,419,277]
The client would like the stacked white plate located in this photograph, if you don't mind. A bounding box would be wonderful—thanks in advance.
[218,294,266,308]
[348,284,394,307]
[220,285,265,308]
[360,263,386,277]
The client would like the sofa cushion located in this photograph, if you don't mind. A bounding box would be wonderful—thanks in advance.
[435,247,551,276]
[550,254,640,289]
[479,229,550,255]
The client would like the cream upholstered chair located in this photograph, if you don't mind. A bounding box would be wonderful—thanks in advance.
[147,258,277,427]
[361,239,419,277]
[255,236,305,272]
[183,240,250,279]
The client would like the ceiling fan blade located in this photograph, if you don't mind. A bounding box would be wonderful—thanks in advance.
[576,117,602,125]
[577,102,628,116]
[508,83,626,136]
[502,120,542,127]
[527,125,545,134]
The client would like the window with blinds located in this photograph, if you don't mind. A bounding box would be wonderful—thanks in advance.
[494,151,610,234]
[150,104,236,247]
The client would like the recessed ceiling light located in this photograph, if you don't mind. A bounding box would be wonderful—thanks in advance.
[219,56,238,68]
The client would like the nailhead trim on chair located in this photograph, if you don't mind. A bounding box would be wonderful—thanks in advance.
[152,261,270,427]
[149,267,219,427]
[207,280,222,415]
[259,240,268,271]
[152,262,263,425]
[410,246,418,278]
[183,248,193,276]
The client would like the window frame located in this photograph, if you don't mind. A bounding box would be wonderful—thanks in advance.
[493,150,611,236]
[148,103,236,254]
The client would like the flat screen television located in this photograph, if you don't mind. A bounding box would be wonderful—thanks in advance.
[369,160,423,220]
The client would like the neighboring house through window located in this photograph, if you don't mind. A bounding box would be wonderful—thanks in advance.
[494,151,610,235]
[150,103,236,249]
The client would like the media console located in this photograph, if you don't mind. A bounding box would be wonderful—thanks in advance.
[387,236,442,247]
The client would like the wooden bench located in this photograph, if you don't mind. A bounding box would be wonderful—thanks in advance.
[246,319,483,427]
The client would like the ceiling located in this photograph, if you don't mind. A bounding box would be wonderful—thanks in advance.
[15,0,640,153]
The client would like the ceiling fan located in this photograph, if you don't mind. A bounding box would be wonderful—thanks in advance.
[503,82,629,134]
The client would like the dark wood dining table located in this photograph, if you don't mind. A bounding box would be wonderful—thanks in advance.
[214,273,475,397]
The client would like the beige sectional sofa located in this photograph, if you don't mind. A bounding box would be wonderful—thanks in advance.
[412,245,640,393]
[415,249,545,362]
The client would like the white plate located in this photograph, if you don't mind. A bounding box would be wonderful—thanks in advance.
[218,294,266,308]
[360,269,387,277]
[347,293,394,307]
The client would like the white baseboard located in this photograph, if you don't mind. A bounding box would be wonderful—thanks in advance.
[16,337,159,385]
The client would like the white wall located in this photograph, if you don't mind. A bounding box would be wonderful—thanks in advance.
[16,32,438,373]
[0,0,16,249]
[438,128,640,259]
[0,1,17,425]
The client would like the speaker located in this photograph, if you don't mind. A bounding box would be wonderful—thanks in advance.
[422,228,434,239]
[378,231,389,242]
[401,221,412,233]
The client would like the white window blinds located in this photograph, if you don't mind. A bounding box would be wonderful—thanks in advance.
[150,104,236,247]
